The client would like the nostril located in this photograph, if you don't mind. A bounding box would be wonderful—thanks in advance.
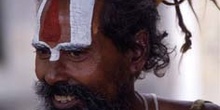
[44,72,57,85]
[44,71,68,86]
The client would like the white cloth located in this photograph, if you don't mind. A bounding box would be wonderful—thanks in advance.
[140,93,159,110]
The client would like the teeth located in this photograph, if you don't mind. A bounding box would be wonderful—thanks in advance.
[67,96,72,101]
[54,95,75,103]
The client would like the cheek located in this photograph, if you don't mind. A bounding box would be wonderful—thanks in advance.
[64,55,103,84]
[63,55,118,95]
[93,59,129,100]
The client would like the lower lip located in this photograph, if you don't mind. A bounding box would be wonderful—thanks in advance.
[52,97,84,109]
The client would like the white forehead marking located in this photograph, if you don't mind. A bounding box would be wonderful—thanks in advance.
[33,0,95,61]
[50,48,60,61]
[33,0,47,43]
[70,0,95,47]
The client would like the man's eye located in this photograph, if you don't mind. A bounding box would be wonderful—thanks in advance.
[62,50,88,62]
[69,51,82,57]
[36,49,51,59]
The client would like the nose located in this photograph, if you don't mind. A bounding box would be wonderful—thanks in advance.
[44,61,69,85]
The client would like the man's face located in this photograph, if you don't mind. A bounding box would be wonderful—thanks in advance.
[34,0,132,110]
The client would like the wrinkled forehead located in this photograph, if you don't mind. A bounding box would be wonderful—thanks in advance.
[33,0,95,48]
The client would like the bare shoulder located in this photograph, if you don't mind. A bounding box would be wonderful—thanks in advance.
[157,97,220,110]
[202,102,220,110]
[142,94,220,110]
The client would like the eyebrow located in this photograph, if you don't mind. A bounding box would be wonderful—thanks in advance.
[59,44,90,51]
[32,42,90,52]
[32,43,49,49]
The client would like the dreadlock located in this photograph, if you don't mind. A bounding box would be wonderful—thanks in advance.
[160,0,220,53]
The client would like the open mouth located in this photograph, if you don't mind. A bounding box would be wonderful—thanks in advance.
[52,95,84,109]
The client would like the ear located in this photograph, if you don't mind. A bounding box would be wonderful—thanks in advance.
[127,30,148,76]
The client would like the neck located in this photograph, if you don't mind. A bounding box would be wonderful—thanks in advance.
[129,91,146,110]
[113,85,146,110]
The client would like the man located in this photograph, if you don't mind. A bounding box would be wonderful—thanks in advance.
[32,0,220,110]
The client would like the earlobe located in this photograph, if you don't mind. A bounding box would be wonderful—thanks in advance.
[128,31,148,76]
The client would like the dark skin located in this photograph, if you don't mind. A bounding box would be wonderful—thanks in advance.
[34,0,220,110]
[36,0,144,110]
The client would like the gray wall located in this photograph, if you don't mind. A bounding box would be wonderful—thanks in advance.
[0,0,37,110]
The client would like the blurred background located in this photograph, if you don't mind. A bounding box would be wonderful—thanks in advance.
[0,0,219,110]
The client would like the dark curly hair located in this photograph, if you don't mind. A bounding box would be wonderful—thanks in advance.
[100,0,169,77]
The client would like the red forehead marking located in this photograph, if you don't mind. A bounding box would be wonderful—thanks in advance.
[40,0,61,42]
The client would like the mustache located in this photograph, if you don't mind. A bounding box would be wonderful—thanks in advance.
[35,81,110,110]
